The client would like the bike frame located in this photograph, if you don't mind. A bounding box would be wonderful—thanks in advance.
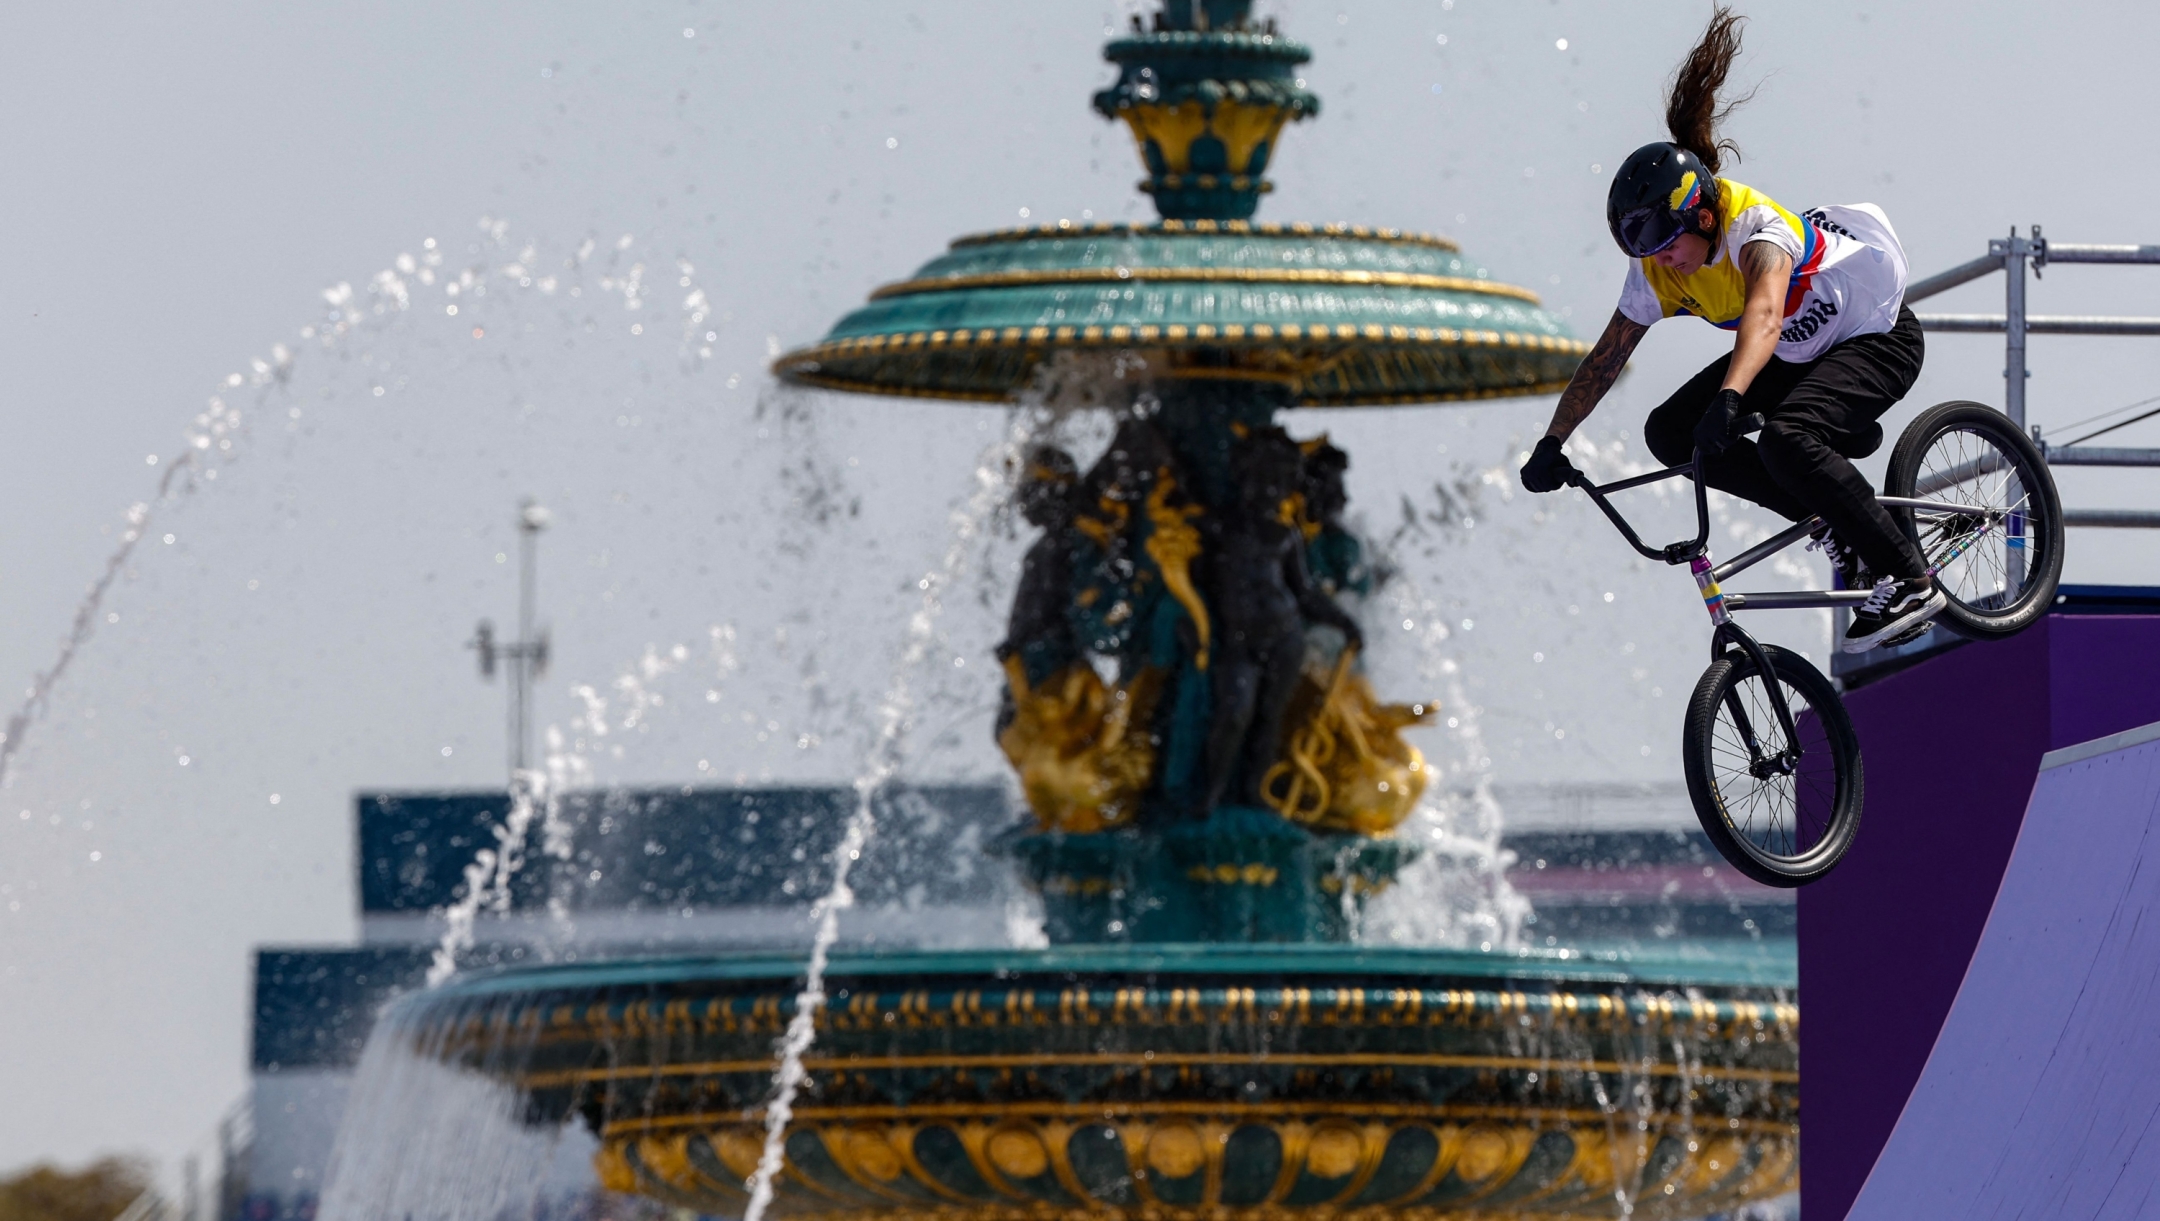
[1564,419,2007,780]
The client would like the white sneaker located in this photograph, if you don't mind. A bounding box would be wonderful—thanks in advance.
[1842,576,1947,654]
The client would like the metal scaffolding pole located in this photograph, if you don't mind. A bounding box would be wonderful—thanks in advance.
[1919,315,2160,335]
[2064,509,2160,529]
[1905,228,2160,492]
[1904,252,2004,305]
[2043,243,2160,265]
[1996,227,2037,431]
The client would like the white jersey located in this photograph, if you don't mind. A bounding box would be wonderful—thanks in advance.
[1615,178,1909,364]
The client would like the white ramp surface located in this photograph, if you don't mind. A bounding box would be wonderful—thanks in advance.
[1847,722,2160,1220]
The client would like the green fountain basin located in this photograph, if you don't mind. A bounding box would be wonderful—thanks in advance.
[401,945,1796,1220]
[772,220,1588,407]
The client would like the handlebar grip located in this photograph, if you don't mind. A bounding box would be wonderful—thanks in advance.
[1734,412,1766,436]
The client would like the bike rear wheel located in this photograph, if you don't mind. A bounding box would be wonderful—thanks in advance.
[1883,400,2065,640]
[1682,644,1863,888]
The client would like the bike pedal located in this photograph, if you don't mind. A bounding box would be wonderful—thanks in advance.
[1881,621,1934,649]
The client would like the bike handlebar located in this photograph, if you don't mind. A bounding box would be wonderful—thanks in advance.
[1564,414,1765,564]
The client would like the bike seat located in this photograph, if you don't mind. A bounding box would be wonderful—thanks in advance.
[1732,413,1883,459]
[1835,420,1884,459]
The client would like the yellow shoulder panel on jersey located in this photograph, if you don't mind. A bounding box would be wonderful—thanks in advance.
[1636,180,1804,329]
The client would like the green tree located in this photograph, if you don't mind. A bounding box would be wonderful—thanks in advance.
[0,1158,151,1221]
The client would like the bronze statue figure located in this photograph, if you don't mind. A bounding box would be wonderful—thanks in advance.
[998,446,1083,697]
[996,444,1163,833]
[1200,427,1363,811]
[1297,437,1372,599]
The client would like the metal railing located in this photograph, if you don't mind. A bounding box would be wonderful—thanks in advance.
[1830,229,2160,683]
[1910,229,2160,495]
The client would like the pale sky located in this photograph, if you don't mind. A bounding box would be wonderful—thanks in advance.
[6,0,2160,1176]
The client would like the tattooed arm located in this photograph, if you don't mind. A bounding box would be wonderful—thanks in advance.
[1541,310,1649,442]
[1725,239,1795,396]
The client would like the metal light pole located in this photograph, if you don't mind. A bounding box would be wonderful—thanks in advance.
[471,499,552,781]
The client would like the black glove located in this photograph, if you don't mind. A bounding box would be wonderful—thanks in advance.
[1519,435,1578,494]
[1695,388,1745,456]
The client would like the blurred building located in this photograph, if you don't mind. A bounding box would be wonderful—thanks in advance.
[1495,782,1795,943]
[241,784,1013,1220]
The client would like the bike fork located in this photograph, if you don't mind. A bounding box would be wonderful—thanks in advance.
[1692,549,1803,773]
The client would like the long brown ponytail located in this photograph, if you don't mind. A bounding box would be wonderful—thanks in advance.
[1665,6,1753,175]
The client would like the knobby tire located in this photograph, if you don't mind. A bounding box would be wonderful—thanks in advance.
[1683,644,1863,888]
[1883,400,2065,641]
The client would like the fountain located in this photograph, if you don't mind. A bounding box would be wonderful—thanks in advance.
[331,6,1798,1218]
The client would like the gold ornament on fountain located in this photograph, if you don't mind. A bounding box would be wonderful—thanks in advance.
[1261,647,1436,834]
[1143,469,1210,670]
[999,657,1164,834]
[1111,95,1295,192]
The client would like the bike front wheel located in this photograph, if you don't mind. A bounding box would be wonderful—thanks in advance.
[1682,644,1863,888]
[1883,400,2065,641]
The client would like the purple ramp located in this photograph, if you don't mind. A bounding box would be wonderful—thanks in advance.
[1847,721,2160,1220]
[1802,613,2160,1220]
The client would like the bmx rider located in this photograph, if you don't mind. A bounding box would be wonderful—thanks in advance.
[1518,6,1943,654]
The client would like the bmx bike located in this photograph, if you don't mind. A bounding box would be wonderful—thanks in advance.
[1566,401,2064,887]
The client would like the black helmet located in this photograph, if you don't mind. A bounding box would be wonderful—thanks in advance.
[1606,142,1721,258]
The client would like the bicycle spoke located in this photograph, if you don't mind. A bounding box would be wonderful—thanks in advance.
[1914,426,2048,615]
[1704,664,1839,863]
[1743,680,1792,852]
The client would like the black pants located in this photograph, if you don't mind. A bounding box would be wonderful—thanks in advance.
[1644,306,1928,578]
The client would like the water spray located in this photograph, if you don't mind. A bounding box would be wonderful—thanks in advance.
[740,411,1037,1221]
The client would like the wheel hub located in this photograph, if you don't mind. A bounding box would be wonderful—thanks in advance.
[1747,751,1801,780]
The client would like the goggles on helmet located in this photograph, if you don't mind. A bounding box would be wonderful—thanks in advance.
[1612,205,1687,259]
